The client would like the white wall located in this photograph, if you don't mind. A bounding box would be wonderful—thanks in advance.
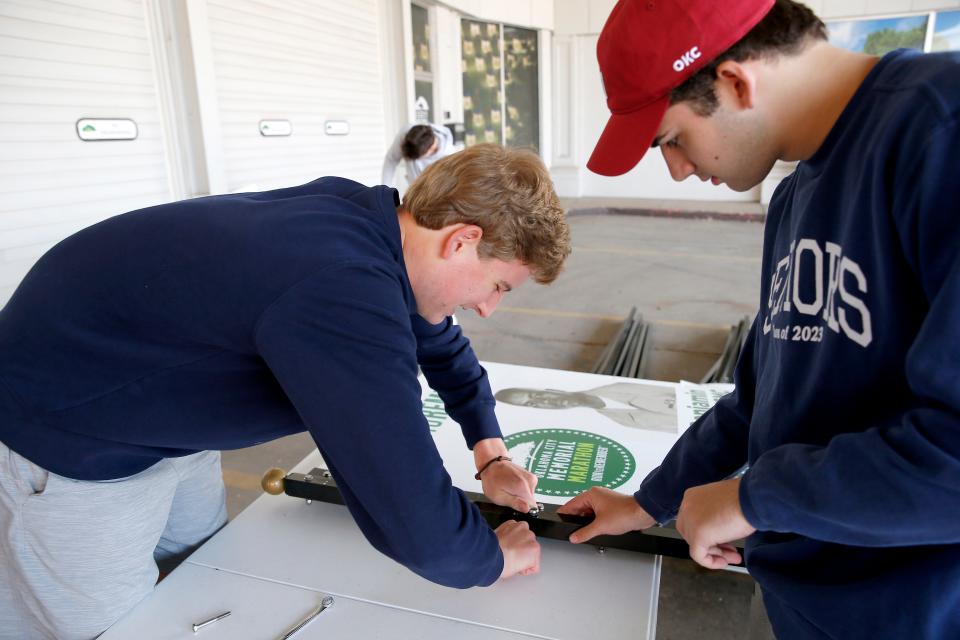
[434,5,465,123]
[551,0,960,201]
[0,0,560,307]
[436,0,554,30]
[0,0,407,307]
[0,0,176,305]
[201,0,389,192]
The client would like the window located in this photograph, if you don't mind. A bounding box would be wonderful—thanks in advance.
[827,15,927,55]
[827,10,960,56]
[932,10,960,52]
[503,25,540,150]
[411,4,434,123]
[461,19,539,151]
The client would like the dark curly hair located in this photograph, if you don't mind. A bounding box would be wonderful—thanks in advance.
[671,0,827,116]
[400,125,437,160]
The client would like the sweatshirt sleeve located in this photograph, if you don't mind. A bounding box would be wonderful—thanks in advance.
[636,320,758,523]
[254,262,502,587]
[411,315,502,449]
[739,119,960,546]
[433,124,456,159]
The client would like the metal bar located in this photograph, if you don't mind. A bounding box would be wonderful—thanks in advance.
[699,355,721,384]
[591,327,618,374]
[705,326,737,383]
[739,316,751,349]
[592,307,636,374]
[635,323,651,379]
[279,468,743,565]
[628,322,647,378]
[716,329,736,383]
[596,307,635,375]
[612,315,641,376]
[719,319,746,383]
[621,318,641,377]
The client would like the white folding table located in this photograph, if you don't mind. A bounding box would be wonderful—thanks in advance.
[102,363,730,639]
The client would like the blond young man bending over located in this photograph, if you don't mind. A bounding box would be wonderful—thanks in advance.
[0,144,571,639]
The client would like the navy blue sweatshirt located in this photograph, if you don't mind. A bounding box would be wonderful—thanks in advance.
[637,51,960,638]
[0,178,504,588]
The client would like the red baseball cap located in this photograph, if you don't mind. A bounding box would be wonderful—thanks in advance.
[588,0,775,176]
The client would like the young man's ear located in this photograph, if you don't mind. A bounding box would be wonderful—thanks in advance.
[440,224,483,259]
[715,60,759,111]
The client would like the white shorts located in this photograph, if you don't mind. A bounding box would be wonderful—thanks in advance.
[0,440,227,640]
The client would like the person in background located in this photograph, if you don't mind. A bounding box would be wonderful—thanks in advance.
[560,1,960,638]
[382,122,456,188]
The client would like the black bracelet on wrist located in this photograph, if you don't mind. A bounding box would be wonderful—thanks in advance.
[474,455,512,480]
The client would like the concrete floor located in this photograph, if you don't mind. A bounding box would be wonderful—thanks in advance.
[221,207,766,639]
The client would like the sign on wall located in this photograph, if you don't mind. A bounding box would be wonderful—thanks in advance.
[76,118,138,141]
[259,120,292,137]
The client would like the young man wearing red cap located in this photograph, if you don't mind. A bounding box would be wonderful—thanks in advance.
[560,0,960,637]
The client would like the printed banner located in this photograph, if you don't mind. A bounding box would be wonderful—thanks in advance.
[676,382,735,431]
[504,428,635,497]
[421,362,730,505]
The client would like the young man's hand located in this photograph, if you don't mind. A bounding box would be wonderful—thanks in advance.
[496,520,541,578]
[474,438,538,513]
[557,487,655,543]
[675,477,755,569]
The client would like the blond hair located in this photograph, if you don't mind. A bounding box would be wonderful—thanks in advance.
[402,144,571,284]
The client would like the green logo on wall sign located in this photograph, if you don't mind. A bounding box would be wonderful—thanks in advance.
[503,428,635,496]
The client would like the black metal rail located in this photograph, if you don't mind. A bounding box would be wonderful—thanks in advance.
[280,467,744,565]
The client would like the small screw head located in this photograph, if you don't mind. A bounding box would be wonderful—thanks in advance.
[597,546,606,555]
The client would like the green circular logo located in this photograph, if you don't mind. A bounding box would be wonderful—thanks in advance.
[503,428,635,497]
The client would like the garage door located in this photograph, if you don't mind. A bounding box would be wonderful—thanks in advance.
[0,0,174,305]
[205,0,388,192]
